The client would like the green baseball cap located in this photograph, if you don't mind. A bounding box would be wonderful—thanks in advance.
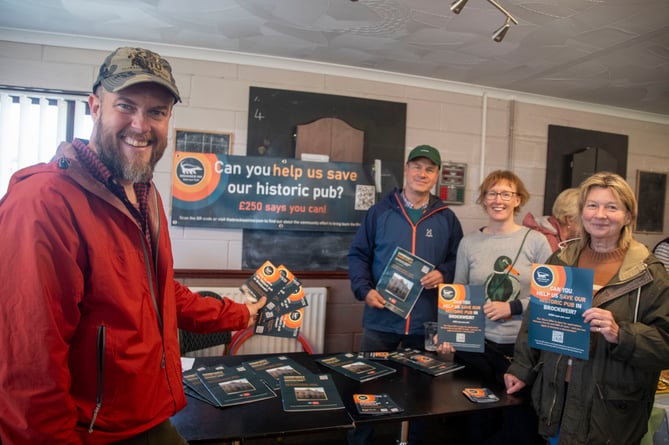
[407,144,441,166]
[93,47,181,103]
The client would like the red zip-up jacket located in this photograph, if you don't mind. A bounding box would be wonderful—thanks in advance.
[0,142,249,444]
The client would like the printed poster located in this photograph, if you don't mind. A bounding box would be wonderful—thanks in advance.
[171,153,375,232]
[528,264,594,359]
[437,284,485,352]
[376,247,434,319]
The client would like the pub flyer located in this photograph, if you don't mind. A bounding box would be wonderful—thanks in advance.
[437,284,485,352]
[528,264,594,359]
[376,247,434,319]
[279,373,345,412]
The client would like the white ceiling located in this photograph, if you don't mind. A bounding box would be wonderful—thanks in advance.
[1,0,668,116]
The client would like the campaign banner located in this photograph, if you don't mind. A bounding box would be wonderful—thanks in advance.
[171,153,376,232]
[437,284,485,352]
[528,264,594,360]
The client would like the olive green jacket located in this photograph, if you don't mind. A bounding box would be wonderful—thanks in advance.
[508,239,669,445]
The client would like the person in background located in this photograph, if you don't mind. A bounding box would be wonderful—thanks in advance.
[505,172,669,445]
[437,169,552,445]
[348,144,463,445]
[0,47,266,444]
[523,187,581,251]
[653,236,669,272]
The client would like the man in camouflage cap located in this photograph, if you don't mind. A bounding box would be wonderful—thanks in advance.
[93,47,181,103]
[0,47,265,444]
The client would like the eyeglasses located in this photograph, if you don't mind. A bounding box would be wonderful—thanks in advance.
[485,191,517,201]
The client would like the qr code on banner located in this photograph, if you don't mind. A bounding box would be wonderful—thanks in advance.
[355,185,376,210]
[552,330,564,344]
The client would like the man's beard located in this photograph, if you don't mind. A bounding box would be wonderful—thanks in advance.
[93,119,165,184]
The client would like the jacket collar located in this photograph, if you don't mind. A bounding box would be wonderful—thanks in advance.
[49,141,158,232]
[557,239,652,307]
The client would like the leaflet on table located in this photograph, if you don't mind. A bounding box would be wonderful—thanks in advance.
[462,387,500,403]
[357,351,392,361]
[315,352,396,382]
[279,373,345,412]
[195,364,276,407]
[389,348,464,376]
[255,308,304,338]
[528,264,594,360]
[243,355,313,390]
[353,393,404,415]
[437,284,485,352]
[183,366,219,406]
[184,385,216,405]
[376,247,434,319]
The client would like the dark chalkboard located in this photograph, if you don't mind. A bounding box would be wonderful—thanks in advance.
[243,87,407,271]
[635,171,666,233]
[544,125,628,216]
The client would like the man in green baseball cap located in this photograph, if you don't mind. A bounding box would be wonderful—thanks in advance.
[407,144,441,166]
[347,143,462,444]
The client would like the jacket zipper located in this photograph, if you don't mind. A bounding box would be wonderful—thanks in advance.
[395,194,445,335]
[88,325,106,433]
[546,355,563,427]
[145,191,165,368]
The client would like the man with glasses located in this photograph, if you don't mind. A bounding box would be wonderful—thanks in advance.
[347,145,463,444]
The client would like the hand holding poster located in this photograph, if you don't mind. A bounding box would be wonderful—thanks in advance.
[437,284,485,352]
[528,264,594,359]
[376,247,434,319]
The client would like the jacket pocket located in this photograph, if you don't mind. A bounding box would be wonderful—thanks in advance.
[88,324,106,433]
[589,384,651,445]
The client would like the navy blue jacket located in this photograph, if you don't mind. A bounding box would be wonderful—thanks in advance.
[348,188,463,335]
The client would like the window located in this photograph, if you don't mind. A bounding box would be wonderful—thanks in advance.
[0,88,93,197]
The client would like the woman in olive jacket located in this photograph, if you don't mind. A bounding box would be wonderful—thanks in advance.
[505,172,669,445]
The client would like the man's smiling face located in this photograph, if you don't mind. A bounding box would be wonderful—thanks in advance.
[89,82,173,185]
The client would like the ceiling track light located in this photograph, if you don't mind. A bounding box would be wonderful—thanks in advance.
[492,17,512,42]
[450,0,469,14]
[486,0,518,25]
[448,0,519,42]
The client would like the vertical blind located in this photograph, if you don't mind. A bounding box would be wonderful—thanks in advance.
[0,89,92,197]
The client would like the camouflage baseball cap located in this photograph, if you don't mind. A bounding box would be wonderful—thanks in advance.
[93,47,181,103]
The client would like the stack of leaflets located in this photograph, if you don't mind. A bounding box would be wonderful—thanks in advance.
[376,247,434,319]
[279,373,345,412]
[182,364,276,407]
[242,355,313,391]
[353,393,403,415]
[315,352,396,382]
[389,348,464,376]
[462,387,500,403]
[241,261,308,338]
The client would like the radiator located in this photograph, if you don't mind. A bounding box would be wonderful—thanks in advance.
[185,286,327,356]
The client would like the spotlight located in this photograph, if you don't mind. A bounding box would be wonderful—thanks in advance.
[492,17,511,42]
[450,0,469,14]
[487,0,519,24]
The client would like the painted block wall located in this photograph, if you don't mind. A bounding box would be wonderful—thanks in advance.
[1,40,667,272]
